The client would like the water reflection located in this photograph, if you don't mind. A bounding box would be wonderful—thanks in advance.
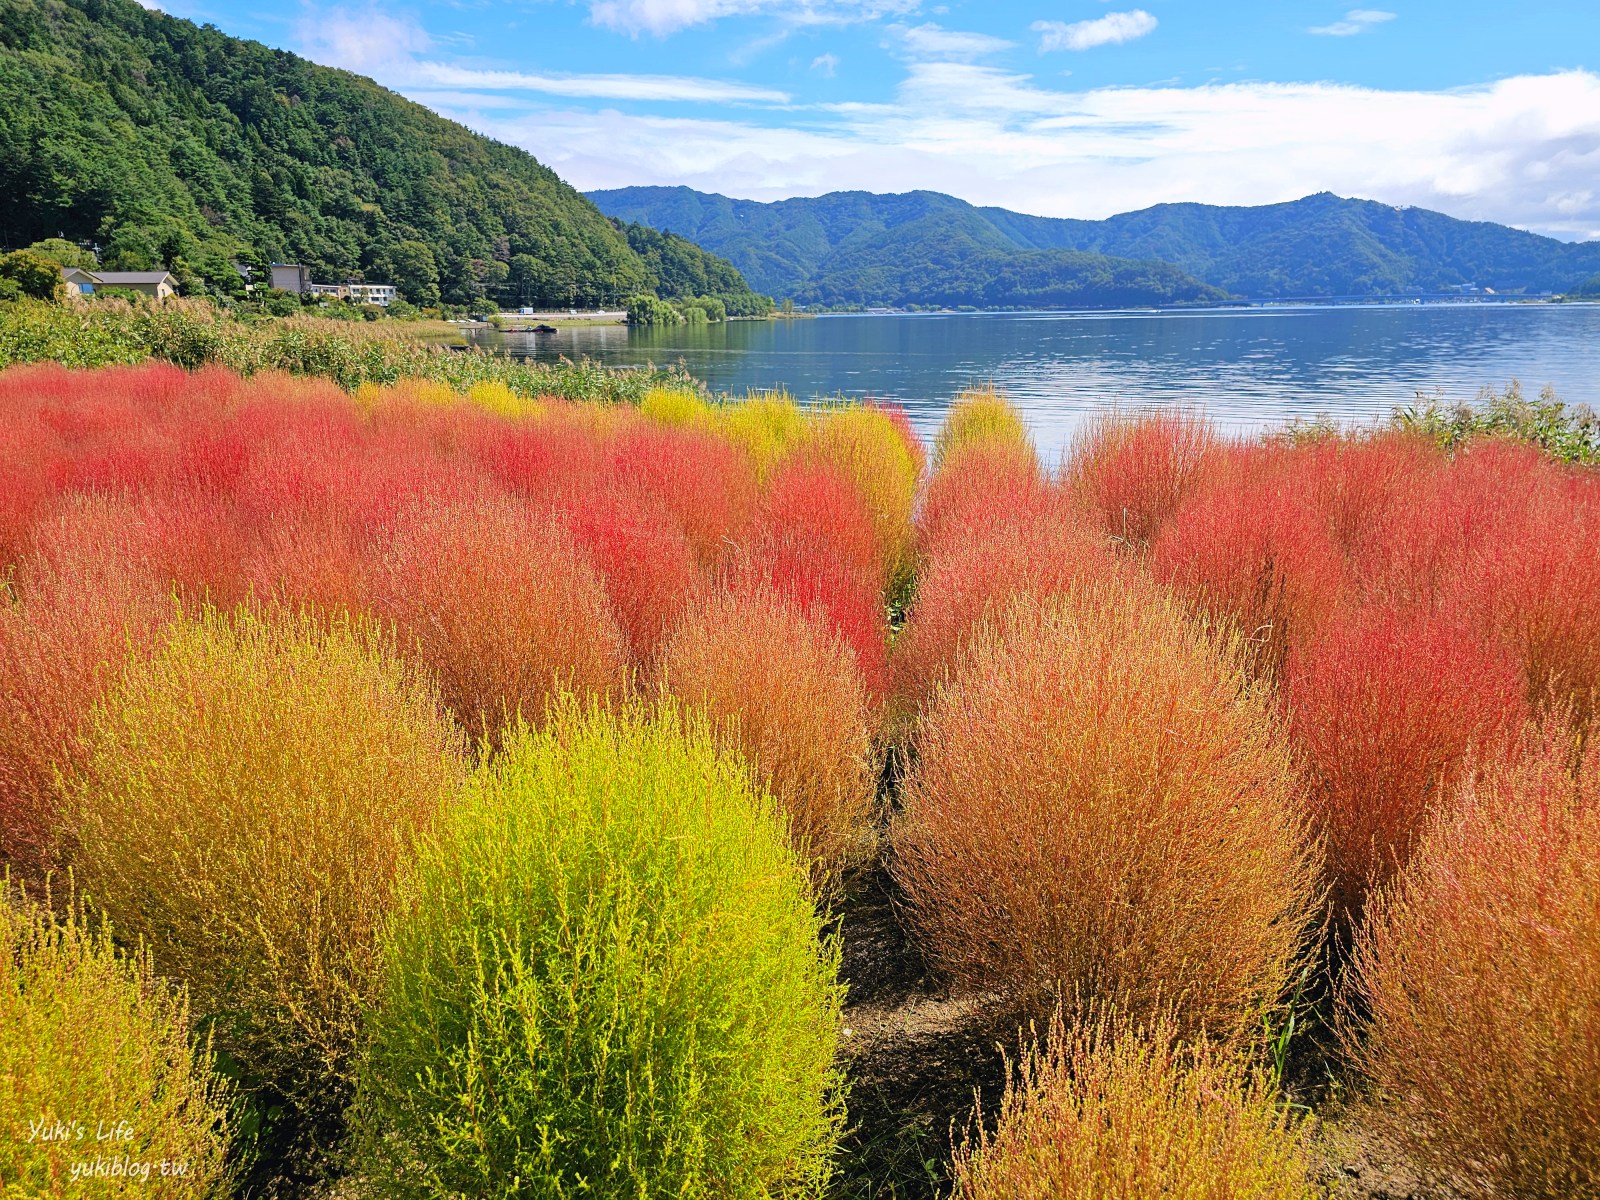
[472,305,1600,460]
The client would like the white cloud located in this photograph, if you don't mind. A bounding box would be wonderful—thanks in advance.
[431,68,1600,241]
[811,52,840,76]
[1032,10,1157,52]
[588,0,917,38]
[413,63,790,103]
[296,7,435,72]
[1310,9,1396,36]
[295,7,788,104]
[891,22,1014,60]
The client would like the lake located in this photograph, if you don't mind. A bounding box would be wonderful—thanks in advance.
[471,303,1600,461]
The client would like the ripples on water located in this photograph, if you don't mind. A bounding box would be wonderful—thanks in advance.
[473,304,1600,462]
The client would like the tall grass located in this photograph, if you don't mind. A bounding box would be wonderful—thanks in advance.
[1,882,235,1199]
[351,702,844,1199]
[893,582,1317,1040]
[951,1010,1316,1200]
[63,609,466,1177]
[1344,722,1600,1197]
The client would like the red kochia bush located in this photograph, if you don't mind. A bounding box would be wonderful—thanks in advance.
[1065,408,1215,548]
[1452,478,1600,730]
[369,492,628,743]
[1345,723,1600,1198]
[563,486,699,665]
[1284,605,1528,930]
[1151,456,1345,681]
[609,421,759,569]
[893,581,1317,1039]
[891,508,1111,716]
[760,457,883,585]
[0,553,168,881]
[915,439,1050,563]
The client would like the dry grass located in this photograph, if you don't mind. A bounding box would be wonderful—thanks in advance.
[893,580,1318,1041]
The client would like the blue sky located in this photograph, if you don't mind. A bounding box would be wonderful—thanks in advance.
[146,0,1600,238]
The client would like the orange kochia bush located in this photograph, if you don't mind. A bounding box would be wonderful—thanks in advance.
[368,491,628,743]
[893,579,1317,1039]
[1345,722,1600,1199]
[656,583,877,884]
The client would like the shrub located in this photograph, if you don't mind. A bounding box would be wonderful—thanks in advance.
[64,609,465,1174]
[368,492,628,742]
[760,456,883,586]
[932,385,1031,470]
[1284,605,1527,931]
[719,391,806,481]
[1064,407,1215,547]
[735,530,890,711]
[951,1010,1316,1200]
[0,551,168,883]
[1344,723,1600,1198]
[658,585,877,881]
[1151,460,1345,681]
[915,437,1050,563]
[891,508,1110,717]
[1455,481,1600,730]
[563,486,700,664]
[608,421,759,570]
[892,582,1316,1040]
[800,404,920,596]
[0,884,234,1199]
[351,703,844,1199]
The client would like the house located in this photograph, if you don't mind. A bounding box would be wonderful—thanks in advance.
[270,263,398,306]
[58,267,178,300]
[60,267,100,296]
[348,283,397,306]
[270,262,312,293]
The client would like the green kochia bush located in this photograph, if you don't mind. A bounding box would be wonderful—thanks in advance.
[352,701,845,1199]
[0,883,235,1198]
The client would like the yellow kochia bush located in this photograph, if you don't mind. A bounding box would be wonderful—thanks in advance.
[951,1010,1316,1200]
[63,608,466,1137]
[892,580,1317,1040]
[1,884,234,1199]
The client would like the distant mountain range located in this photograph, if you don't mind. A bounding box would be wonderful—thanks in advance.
[589,187,1600,306]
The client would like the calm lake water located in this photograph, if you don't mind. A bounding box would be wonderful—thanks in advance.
[472,303,1600,461]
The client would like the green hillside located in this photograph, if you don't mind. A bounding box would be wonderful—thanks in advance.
[587,187,1223,309]
[590,186,1600,302]
[0,0,764,311]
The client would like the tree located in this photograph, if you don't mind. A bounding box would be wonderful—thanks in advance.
[0,250,65,301]
[24,238,97,269]
[382,241,441,307]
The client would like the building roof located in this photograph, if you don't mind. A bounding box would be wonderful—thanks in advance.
[60,267,100,283]
[93,271,176,285]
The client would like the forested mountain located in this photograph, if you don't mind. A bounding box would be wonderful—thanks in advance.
[590,186,1600,302]
[588,187,1223,309]
[618,222,771,316]
[0,0,764,311]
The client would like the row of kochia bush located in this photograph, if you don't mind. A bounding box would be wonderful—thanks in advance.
[1,361,1597,1197]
